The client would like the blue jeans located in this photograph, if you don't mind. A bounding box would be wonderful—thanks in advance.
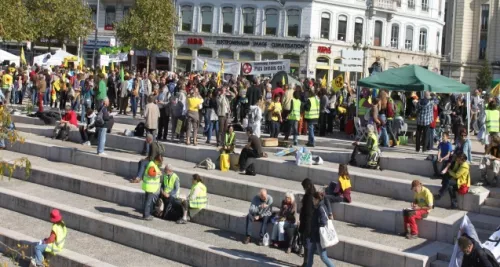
[143,191,159,218]
[137,159,148,178]
[31,88,38,105]
[206,120,219,143]
[270,121,280,138]
[245,214,270,238]
[379,114,389,147]
[44,87,51,105]
[306,241,335,267]
[131,97,138,117]
[289,120,299,145]
[80,101,91,123]
[203,111,211,134]
[33,243,48,265]
[97,127,107,154]
[307,122,316,145]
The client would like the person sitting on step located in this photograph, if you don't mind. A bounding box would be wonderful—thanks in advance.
[31,209,68,267]
[349,124,380,169]
[243,188,273,246]
[434,153,470,209]
[323,164,352,218]
[270,191,297,253]
[401,180,433,239]
[478,135,500,187]
[220,125,236,154]
[176,174,207,224]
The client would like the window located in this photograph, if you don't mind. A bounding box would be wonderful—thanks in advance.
[284,54,300,64]
[265,9,279,36]
[337,15,347,41]
[287,9,300,37]
[239,51,255,61]
[181,5,193,31]
[479,4,489,59]
[201,6,213,33]
[408,0,415,9]
[374,21,383,46]
[105,6,116,28]
[262,52,278,60]
[242,8,256,34]
[421,0,428,11]
[405,26,413,50]
[178,48,192,56]
[436,32,440,55]
[222,7,234,34]
[390,24,399,48]
[198,49,212,58]
[219,49,234,60]
[320,13,330,39]
[123,6,130,18]
[316,57,329,66]
[419,28,427,52]
[90,5,97,26]
[354,18,363,43]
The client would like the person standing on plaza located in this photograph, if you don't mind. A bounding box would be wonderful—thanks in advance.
[96,98,111,156]
[282,83,295,139]
[286,90,302,146]
[36,73,46,112]
[107,71,117,109]
[299,178,316,266]
[156,82,171,141]
[304,90,320,147]
[119,75,130,115]
[415,91,434,152]
[305,192,335,267]
[216,86,231,145]
[96,73,107,109]
[130,74,141,118]
[185,88,203,146]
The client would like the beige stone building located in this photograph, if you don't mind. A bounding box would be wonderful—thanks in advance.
[441,0,500,89]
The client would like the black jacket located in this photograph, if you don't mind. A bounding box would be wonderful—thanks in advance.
[462,235,496,267]
[299,192,314,238]
[246,86,262,106]
[310,203,328,243]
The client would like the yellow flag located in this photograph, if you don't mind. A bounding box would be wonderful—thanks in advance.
[79,57,84,71]
[63,59,68,68]
[20,47,26,66]
[217,71,222,87]
[220,59,225,74]
[332,74,344,93]
[111,62,115,72]
[102,65,106,74]
[282,75,286,86]
[321,74,327,88]
[202,59,208,71]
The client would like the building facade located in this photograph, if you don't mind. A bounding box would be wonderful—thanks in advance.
[175,0,445,82]
[441,0,500,88]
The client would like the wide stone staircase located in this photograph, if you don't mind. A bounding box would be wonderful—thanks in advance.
[1,113,498,267]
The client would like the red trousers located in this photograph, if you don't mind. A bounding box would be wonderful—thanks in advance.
[404,209,429,235]
[38,92,44,112]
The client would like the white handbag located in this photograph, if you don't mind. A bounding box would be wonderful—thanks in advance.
[319,208,339,248]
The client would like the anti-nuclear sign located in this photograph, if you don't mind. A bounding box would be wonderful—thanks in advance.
[241,60,290,75]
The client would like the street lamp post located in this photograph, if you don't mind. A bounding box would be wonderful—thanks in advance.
[92,0,100,71]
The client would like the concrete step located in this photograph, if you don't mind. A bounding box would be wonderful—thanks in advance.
[484,197,500,208]
[11,115,484,178]
[430,260,449,267]
[8,128,490,213]
[2,149,465,244]
[0,208,186,267]
[467,212,500,231]
[480,205,500,217]
[0,180,396,267]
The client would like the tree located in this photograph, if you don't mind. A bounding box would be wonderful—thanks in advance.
[25,0,93,48]
[0,107,31,180]
[0,0,33,42]
[116,0,177,73]
[476,60,492,91]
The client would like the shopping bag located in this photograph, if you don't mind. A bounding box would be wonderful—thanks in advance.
[262,233,270,247]
[220,153,230,172]
[398,135,408,145]
[312,156,324,165]
[319,208,339,248]
[175,120,183,135]
[296,151,312,166]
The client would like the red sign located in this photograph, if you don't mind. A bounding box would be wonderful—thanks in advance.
[104,25,114,31]
[187,38,203,45]
[318,46,331,54]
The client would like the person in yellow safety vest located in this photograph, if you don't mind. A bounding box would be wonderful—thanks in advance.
[485,100,499,147]
[286,90,302,145]
[304,91,320,147]
[349,124,379,168]
[161,164,180,200]
[32,209,68,267]
[177,174,207,224]
[358,88,372,122]
[142,154,163,221]
[220,125,236,154]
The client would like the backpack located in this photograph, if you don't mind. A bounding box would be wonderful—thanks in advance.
[134,122,146,137]
[196,158,216,170]
[245,163,256,176]
[155,140,165,155]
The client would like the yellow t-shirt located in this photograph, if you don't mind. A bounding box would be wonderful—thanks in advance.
[2,74,13,87]
[414,186,433,210]
[269,102,282,121]
[187,97,202,112]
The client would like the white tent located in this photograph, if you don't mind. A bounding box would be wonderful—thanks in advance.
[33,49,75,66]
[0,49,20,66]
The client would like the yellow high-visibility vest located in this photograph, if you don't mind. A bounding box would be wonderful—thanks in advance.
[142,161,161,193]
[304,97,319,120]
[45,223,67,254]
[189,182,207,209]
[486,110,499,133]
[288,99,301,121]
[163,173,179,198]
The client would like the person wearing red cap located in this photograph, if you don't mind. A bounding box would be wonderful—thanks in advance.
[401,180,433,239]
[31,209,68,267]
[142,154,163,220]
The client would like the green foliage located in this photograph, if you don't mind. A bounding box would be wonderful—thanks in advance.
[25,0,93,44]
[476,60,492,91]
[116,0,177,72]
[0,107,31,180]
[0,0,33,41]
[98,46,131,55]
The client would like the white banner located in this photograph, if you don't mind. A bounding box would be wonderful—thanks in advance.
[100,55,109,67]
[241,60,290,76]
[195,57,240,75]
[109,53,128,63]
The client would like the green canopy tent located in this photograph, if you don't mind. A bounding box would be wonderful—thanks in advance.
[358,64,470,93]
[270,71,301,89]
[492,79,500,88]
[357,64,473,135]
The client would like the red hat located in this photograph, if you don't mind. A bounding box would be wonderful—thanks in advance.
[50,209,63,223]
